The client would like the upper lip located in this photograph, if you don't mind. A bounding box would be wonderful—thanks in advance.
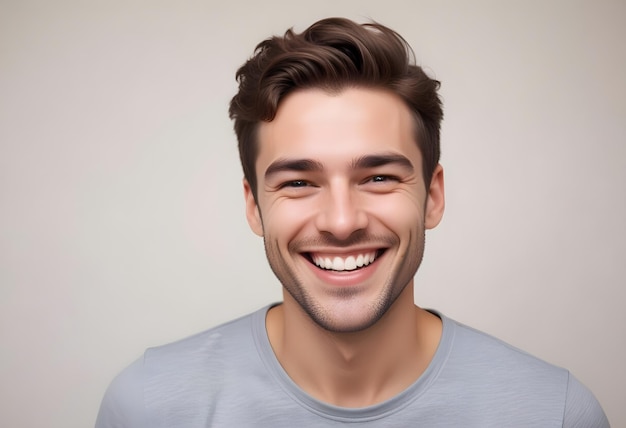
[306,248,381,255]
[303,247,388,260]
[301,244,389,255]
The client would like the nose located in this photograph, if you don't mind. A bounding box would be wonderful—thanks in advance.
[314,183,368,240]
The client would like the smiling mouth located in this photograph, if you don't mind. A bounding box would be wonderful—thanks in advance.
[307,250,385,272]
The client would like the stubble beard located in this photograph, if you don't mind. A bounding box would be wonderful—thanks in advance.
[262,230,426,334]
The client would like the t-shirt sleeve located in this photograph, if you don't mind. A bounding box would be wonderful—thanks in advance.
[95,357,145,428]
[563,373,610,428]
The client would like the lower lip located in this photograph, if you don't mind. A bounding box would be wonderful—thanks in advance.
[306,255,381,287]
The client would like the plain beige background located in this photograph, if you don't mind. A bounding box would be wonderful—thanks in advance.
[1,1,624,427]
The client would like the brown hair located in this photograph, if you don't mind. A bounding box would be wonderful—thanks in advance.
[229,17,443,200]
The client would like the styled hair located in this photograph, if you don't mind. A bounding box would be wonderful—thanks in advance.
[229,17,443,200]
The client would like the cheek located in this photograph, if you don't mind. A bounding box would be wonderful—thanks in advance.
[262,199,318,238]
[367,194,425,231]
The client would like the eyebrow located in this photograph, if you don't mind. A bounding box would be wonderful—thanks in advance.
[264,158,325,179]
[351,153,414,172]
[263,152,414,179]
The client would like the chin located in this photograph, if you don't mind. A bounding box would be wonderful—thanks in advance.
[301,296,393,334]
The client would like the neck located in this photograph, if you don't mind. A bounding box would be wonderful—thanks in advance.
[266,286,442,408]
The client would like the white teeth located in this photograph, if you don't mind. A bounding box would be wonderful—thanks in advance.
[313,252,378,271]
[332,257,344,271]
[356,254,364,266]
[344,256,356,270]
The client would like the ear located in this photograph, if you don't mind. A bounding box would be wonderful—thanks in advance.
[243,179,264,236]
[424,164,445,230]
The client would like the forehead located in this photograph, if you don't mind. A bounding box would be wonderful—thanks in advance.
[256,87,421,172]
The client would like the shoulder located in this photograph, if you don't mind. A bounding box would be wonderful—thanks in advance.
[434,315,566,421]
[435,314,609,426]
[563,374,610,428]
[144,308,261,366]
[139,308,264,392]
[95,357,145,428]
[95,307,269,428]
[442,315,569,383]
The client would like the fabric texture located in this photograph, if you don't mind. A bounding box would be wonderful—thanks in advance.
[96,306,609,427]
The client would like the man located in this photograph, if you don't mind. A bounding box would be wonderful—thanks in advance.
[96,18,609,427]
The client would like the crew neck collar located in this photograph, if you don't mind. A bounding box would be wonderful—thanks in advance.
[251,304,455,421]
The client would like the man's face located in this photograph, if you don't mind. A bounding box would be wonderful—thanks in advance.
[244,88,444,333]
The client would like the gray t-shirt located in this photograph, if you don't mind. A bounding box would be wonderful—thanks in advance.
[96,306,609,427]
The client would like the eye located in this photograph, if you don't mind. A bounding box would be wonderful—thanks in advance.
[368,175,398,183]
[280,180,310,188]
[275,179,318,198]
[360,174,402,193]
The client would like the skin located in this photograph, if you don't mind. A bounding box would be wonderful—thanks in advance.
[244,87,445,407]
